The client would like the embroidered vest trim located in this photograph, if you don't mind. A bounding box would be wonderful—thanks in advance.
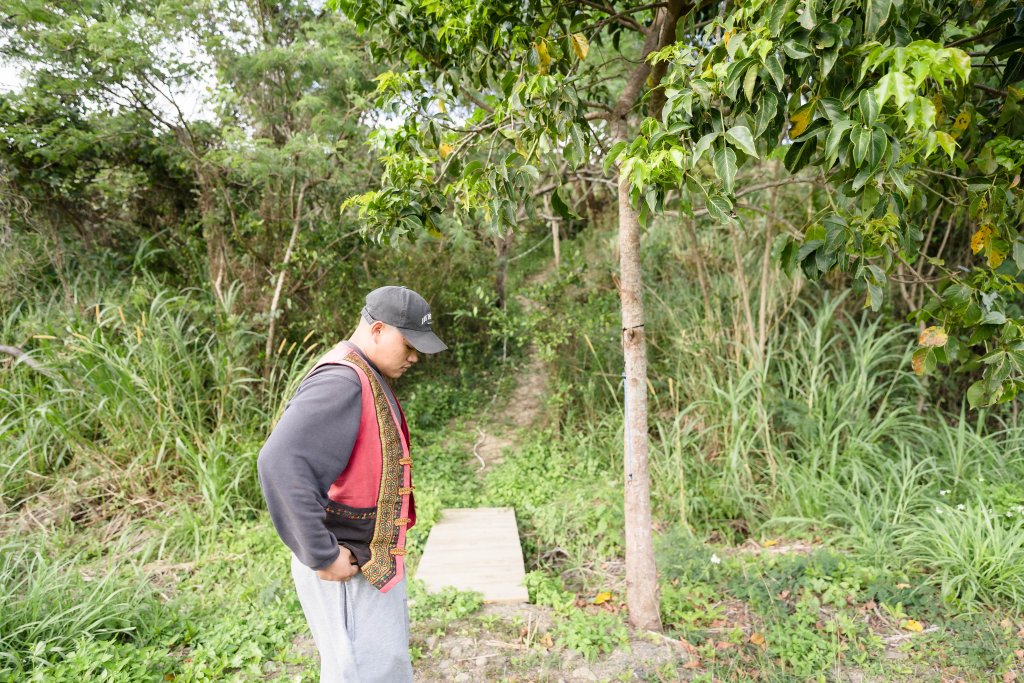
[342,350,408,590]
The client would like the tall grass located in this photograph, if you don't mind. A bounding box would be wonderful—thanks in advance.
[527,216,1024,609]
[0,275,274,549]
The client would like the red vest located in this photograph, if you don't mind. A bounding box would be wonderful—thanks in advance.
[307,342,415,592]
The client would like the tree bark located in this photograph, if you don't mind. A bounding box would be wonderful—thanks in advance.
[265,179,307,374]
[604,0,691,633]
[617,165,662,632]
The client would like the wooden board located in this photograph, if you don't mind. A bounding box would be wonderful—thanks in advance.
[414,507,529,603]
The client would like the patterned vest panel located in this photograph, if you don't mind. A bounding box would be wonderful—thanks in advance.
[306,342,415,593]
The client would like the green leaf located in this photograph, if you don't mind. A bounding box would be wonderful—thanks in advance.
[743,63,759,103]
[858,89,879,126]
[706,194,734,223]
[824,120,852,163]
[764,53,785,90]
[714,147,738,194]
[604,141,628,174]
[693,132,719,164]
[725,125,759,158]
[755,92,779,137]
[783,39,813,59]
[934,131,957,159]
[784,138,815,173]
[867,128,888,171]
[851,126,870,167]
[875,72,914,108]
[550,187,580,220]
[1014,240,1024,272]
[966,379,988,408]
[865,0,892,37]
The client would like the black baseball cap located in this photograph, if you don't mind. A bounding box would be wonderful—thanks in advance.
[361,286,448,354]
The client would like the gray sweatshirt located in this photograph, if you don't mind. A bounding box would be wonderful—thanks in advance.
[257,344,399,570]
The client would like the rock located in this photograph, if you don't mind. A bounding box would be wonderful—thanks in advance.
[454,673,472,683]
[572,667,598,681]
[449,646,462,658]
[475,656,489,668]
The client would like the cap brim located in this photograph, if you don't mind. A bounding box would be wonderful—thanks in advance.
[399,327,448,354]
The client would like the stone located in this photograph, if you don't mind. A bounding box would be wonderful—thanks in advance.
[572,667,598,681]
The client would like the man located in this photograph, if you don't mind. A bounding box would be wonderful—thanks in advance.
[257,285,447,683]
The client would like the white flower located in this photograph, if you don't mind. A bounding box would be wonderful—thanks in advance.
[710,553,721,565]
[957,504,966,511]
[939,490,949,496]
[935,507,943,514]
[1007,511,1014,518]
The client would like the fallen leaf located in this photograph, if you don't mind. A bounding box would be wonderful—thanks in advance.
[902,619,925,632]
[895,583,911,589]
[1014,649,1024,660]
[715,641,735,650]
[593,591,612,605]
[762,538,779,547]
[682,659,702,670]
[539,633,553,649]
[1003,671,1016,683]
[749,632,766,647]
[777,590,791,600]
[679,638,699,654]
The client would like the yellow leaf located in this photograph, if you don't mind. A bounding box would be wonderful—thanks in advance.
[723,30,734,47]
[749,632,766,646]
[439,143,453,159]
[951,109,971,139]
[918,326,948,347]
[789,101,815,138]
[912,349,927,376]
[593,591,612,605]
[762,539,779,547]
[930,93,945,124]
[895,583,911,589]
[971,224,993,254]
[571,33,589,61]
[989,245,1007,268]
[536,41,551,70]
[902,619,924,632]
[437,97,446,113]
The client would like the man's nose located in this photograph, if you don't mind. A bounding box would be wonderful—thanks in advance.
[408,350,419,364]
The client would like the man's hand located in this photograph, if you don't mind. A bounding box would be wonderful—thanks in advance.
[316,545,360,582]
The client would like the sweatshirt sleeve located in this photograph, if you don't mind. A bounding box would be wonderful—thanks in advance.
[257,364,362,570]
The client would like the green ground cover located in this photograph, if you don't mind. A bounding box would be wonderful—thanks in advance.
[2,225,1023,681]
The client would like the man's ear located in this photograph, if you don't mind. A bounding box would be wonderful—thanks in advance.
[370,321,386,338]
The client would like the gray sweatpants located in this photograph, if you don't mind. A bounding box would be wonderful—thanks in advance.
[291,554,414,683]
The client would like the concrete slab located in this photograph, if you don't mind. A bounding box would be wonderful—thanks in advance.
[414,507,529,603]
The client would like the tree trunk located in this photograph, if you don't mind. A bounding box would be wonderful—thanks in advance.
[617,170,662,632]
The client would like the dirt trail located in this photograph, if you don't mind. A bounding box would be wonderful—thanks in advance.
[466,272,551,473]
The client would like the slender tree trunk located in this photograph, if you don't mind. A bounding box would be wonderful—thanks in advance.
[617,170,662,632]
[265,180,307,374]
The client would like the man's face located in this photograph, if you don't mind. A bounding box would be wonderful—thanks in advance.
[370,323,419,379]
